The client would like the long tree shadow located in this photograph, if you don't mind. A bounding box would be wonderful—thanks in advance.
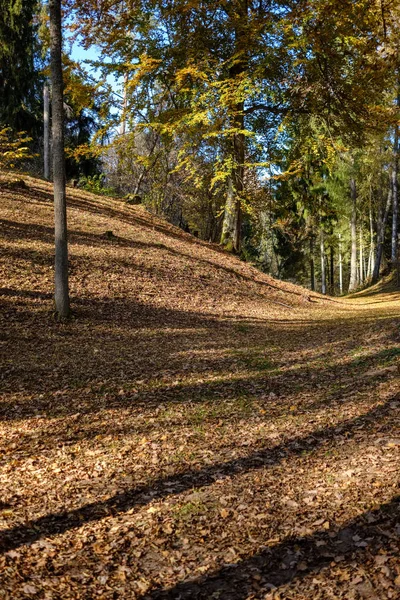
[0,215,326,305]
[145,494,400,599]
[0,396,397,554]
[0,218,189,253]
[1,288,397,425]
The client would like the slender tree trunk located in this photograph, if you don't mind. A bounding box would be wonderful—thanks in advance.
[338,233,343,294]
[43,82,50,180]
[320,227,326,294]
[367,192,375,279]
[330,246,334,294]
[50,0,69,318]
[372,185,392,283]
[120,72,128,136]
[348,178,358,292]
[359,226,364,286]
[132,133,159,198]
[310,236,315,291]
[391,123,399,265]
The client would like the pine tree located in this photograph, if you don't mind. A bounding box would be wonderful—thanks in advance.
[0,0,42,133]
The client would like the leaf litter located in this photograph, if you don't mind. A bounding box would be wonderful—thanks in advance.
[0,175,399,599]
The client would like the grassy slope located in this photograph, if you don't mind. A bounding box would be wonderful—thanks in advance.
[0,175,400,600]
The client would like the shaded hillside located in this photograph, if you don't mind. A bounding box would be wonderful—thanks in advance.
[0,175,328,321]
[348,271,400,303]
[0,175,399,600]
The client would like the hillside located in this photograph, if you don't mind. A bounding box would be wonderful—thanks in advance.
[348,271,400,302]
[0,175,399,600]
[1,175,328,317]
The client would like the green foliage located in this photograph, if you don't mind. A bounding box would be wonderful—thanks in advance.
[0,0,43,134]
[78,174,117,197]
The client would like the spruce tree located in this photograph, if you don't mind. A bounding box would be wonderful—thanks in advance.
[0,0,42,133]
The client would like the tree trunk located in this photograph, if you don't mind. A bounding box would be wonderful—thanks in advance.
[330,246,334,294]
[43,82,50,180]
[367,192,375,280]
[220,4,246,253]
[220,107,244,253]
[348,178,358,292]
[391,123,399,265]
[50,0,69,318]
[120,72,128,136]
[372,185,392,283]
[310,236,315,291]
[338,233,343,294]
[320,227,326,294]
[359,226,364,286]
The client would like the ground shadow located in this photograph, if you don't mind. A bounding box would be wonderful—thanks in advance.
[145,494,400,599]
[0,396,396,554]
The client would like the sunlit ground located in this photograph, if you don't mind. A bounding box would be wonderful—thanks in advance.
[1,176,399,599]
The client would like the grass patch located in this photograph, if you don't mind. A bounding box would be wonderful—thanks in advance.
[173,498,207,521]
[375,347,400,363]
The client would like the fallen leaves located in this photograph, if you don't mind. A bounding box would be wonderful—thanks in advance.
[0,176,400,599]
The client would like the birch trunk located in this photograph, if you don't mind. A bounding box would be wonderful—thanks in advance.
[310,236,315,291]
[320,227,326,294]
[43,82,50,180]
[120,72,128,136]
[367,193,375,279]
[359,226,364,286]
[338,234,343,294]
[372,186,392,283]
[348,178,358,292]
[391,124,399,265]
[50,0,69,318]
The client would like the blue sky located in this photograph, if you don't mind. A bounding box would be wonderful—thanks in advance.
[69,38,123,96]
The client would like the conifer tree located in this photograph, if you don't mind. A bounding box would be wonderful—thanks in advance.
[0,0,42,133]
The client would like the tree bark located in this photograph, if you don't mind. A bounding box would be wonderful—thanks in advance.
[320,227,326,294]
[367,191,375,280]
[43,82,50,180]
[338,233,343,294]
[348,178,358,292]
[220,104,244,253]
[310,236,315,291]
[50,0,69,318]
[391,123,399,265]
[120,71,128,136]
[330,246,334,294]
[372,185,392,283]
[359,226,364,286]
[220,2,247,253]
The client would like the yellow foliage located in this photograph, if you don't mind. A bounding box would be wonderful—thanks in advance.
[127,54,162,90]
[0,128,33,169]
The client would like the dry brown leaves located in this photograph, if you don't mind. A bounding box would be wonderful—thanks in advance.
[0,175,399,599]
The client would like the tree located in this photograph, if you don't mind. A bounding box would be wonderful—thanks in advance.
[43,81,50,179]
[0,0,42,134]
[0,127,32,168]
[49,0,69,318]
[392,120,399,265]
[348,176,358,292]
[63,0,399,294]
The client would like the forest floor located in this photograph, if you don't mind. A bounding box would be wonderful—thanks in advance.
[0,175,399,600]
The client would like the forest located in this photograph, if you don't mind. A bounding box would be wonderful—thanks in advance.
[2,0,400,296]
[0,1,400,599]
